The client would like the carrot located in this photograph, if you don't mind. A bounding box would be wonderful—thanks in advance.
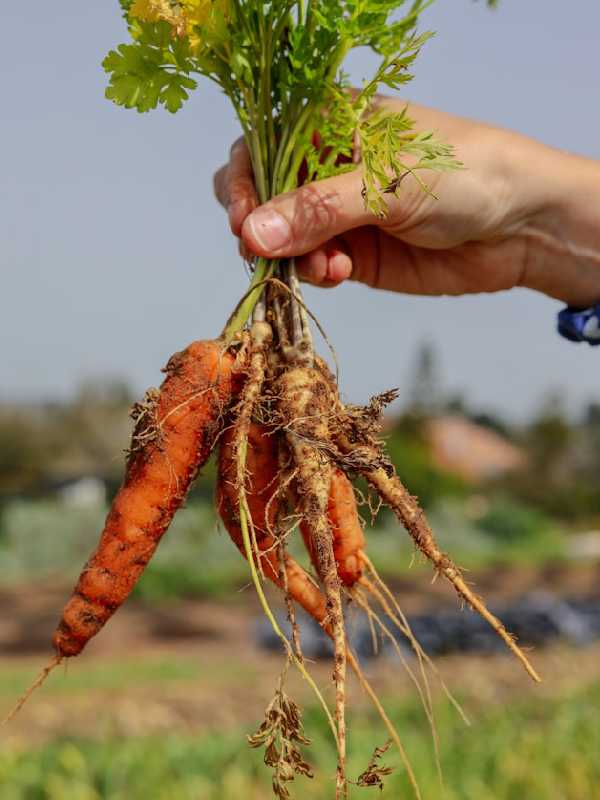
[53,339,238,659]
[218,413,421,799]
[334,431,542,684]
[301,468,366,588]
[276,364,348,798]
[216,419,328,624]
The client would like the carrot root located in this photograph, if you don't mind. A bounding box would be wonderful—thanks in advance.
[336,433,541,684]
[277,364,348,797]
[1,655,62,727]
[53,339,238,660]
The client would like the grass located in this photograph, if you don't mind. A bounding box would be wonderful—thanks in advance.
[1,681,599,799]
[0,658,205,698]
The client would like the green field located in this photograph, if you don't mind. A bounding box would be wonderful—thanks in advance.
[2,660,599,800]
[0,497,592,799]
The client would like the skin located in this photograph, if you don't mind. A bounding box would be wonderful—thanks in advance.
[214,97,600,307]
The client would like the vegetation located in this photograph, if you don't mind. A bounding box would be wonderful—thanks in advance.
[0,493,566,603]
[2,681,599,799]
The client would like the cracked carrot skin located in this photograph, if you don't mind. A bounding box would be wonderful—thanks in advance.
[301,468,366,588]
[217,421,328,624]
[53,340,238,658]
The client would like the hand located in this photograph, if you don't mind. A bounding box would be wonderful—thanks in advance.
[214,98,600,306]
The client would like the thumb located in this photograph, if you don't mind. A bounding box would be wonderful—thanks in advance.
[241,169,374,258]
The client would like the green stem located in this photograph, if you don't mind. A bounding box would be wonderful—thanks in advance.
[246,102,270,204]
[306,0,316,35]
[260,14,275,187]
[282,148,308,194]
[271,117,291,196]
[274,37,353,195]
[273,102,314,195]
[222,258,274,344]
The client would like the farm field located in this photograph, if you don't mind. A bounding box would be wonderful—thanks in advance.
[2,566,600,800]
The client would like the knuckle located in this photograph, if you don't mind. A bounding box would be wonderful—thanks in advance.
[229,178,254,206]
[229,136,246,160]
[213,165,229,205]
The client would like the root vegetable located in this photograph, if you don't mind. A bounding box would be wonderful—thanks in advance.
[301,468,366,588]
[336,432,542,684]
[53,339,238,659]
[277,364,348,798]
[217,420,328,624]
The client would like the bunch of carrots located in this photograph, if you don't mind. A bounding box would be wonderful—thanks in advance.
[5,1,538,798]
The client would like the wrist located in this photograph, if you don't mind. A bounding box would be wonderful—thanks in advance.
[510,140,600,305]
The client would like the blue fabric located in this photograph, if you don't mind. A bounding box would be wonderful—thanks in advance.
[558,305,600,345]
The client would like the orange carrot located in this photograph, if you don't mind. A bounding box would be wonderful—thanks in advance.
[53,340,238,658]
[301,468,366,588]
[217,421,328,624]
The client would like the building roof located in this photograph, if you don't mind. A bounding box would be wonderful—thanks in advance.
[426,415,526,482]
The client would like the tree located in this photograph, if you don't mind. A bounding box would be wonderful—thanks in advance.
[527,390,571,481]
[407,341,442,416]
[0,414,46,492]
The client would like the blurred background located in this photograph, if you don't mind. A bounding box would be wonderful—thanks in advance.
[2,1,600,798]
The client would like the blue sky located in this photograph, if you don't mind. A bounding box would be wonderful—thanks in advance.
[2,1,599,420]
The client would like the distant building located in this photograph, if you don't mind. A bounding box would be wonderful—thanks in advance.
[426,415,526,483]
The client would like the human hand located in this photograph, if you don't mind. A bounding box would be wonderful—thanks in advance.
[214,98,600,306]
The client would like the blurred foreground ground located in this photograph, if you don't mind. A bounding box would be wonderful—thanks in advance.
[3,382,600,798]
[2,561,600,800]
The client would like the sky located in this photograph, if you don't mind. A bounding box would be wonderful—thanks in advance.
[1,1,600,421]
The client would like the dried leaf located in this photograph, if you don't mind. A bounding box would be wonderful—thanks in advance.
[356,740,394,791]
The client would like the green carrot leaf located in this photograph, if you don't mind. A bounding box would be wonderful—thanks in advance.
[105,0,466,206]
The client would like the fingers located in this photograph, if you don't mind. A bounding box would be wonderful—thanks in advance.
[344,230,524,296]
[296,239,354,288]
[295,228,505,296]
[213,138,258,237]
[240,170,375,258]
[226,139,258,235]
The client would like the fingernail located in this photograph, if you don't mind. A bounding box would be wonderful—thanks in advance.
[245,208,291,253]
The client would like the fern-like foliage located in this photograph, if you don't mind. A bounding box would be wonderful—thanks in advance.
[104,1,467,212]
